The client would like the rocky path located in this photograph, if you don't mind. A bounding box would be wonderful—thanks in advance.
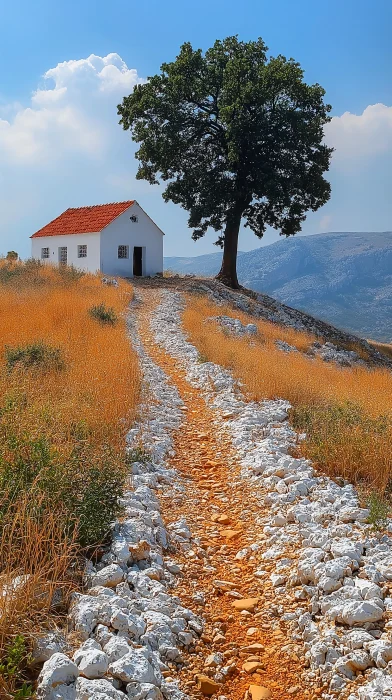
[141,288,392,700]
[137,291,310,700]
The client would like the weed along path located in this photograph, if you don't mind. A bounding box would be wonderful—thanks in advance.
[136,289,311,700]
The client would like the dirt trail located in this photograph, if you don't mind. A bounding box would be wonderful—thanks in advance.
[136,290,319,700]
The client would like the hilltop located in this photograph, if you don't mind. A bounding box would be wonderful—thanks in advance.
[165,231,392,341]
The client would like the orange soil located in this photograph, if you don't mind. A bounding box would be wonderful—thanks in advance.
[136,291,325,700]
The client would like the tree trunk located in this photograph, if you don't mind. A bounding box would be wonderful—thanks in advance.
[216,206,242,289]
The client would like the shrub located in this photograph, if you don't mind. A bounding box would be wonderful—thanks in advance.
[126,446,151,465]
[57,264,85,283]
[6,251,18,262]
[68,459,126,547]
[290,401,392,491]
[367,492,389,531]
[0,635,33,698]
[5,342,65,373]
[0,426,126,549]
[89,303,118,325]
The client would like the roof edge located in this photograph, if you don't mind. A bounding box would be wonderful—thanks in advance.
[30,200,135,238]
[134,202,165,236]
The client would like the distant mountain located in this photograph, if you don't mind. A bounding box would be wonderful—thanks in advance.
[165,232,392,341]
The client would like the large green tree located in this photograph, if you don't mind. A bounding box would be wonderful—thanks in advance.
[118,36,333,288]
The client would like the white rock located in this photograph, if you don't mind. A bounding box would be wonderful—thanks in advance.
[329,674,347,691]
[327,600,384,625]
[32,632,67,665]
[346,630,375,649]
[330,539,363,564]
[366,640,392,668]
[270,573,287,587]
[104,636,131,663]
[270,513,287,527]
[90,564,124,589]
[70,597,100,640]
[95,625,114,647]
[160,680,187,700]
[37,653,79,700]
[308,642,328,667]
[75,677,126,699]
[339,507,370,523]
[108,650,160,685]
[74,642,108,679]
[126,682,163,699]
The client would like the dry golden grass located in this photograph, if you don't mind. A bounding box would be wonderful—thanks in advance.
[183,294,392,494]
[0,261,139,695]
[368,339,392,361]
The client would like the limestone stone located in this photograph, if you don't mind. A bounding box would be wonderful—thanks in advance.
[108,650,160,685]
[90,564,124,589]
[36,653,79,700]
[248,685,272,700]
[196,674,221,696]
[232,598,259,612]
[242,661,264,673]
[75,677,126,699]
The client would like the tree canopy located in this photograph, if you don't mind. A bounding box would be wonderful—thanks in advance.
[118,36,333,287]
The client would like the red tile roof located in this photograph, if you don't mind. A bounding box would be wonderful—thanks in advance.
[31,201,135,238]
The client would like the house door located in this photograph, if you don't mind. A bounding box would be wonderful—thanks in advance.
[59,247,67,265]
[133,246,142,276]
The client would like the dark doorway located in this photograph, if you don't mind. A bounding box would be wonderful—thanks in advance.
[133,246,143,276]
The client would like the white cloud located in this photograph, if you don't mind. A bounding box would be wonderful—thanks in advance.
[325,103,392,164]
[0,53,149,258]
[0,53,143,165]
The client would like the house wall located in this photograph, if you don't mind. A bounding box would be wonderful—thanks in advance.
[100,203,163,277]
[31,233,101,272]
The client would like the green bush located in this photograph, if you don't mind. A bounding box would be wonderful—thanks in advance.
[290,400,392,493]
[66,459,125,547]
[367,492,389,531]
[0,635,29,680]
[5,342,65,373]
[57,264,85,283]
[88,303,118,326]
[0,418,126,549]
[0,635,33,697]
[126,446,151,465]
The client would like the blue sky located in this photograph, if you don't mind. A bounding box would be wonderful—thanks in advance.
[0,0,391,257]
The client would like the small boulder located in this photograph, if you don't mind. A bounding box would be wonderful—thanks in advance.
[126,682,163,699]
[75,677,126,699]
[104,636,131,663]
[248,686,272,700]
[90,564,124,589]
[74,640,108,679]
[36,653,79,700]
[31,632,68,665]
[232,598,259,612]
[196,674,221,696]
[108,650,160,685]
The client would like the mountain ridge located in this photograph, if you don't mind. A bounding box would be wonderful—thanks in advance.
[165,231,392,341]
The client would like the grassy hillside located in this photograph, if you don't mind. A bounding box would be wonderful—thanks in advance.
[0,261,139,697]
[183,294,392,496]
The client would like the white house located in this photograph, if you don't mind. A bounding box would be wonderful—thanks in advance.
[31,200,164,277]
